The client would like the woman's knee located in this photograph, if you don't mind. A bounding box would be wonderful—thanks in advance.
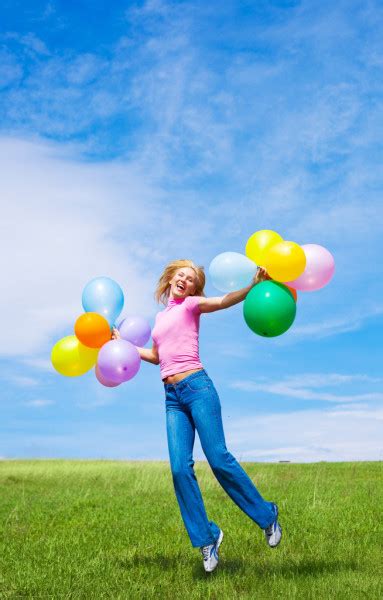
[207,448,235,473]
[171,459,195,482]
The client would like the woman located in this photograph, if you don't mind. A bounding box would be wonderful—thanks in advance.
[114,259,282,573]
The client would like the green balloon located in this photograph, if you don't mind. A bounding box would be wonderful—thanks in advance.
[243,281,296,337]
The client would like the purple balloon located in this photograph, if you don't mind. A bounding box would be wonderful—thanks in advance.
[287,244,335,291]
[95,364,120,388]
[97,339,141,383]
[118,315,151,347]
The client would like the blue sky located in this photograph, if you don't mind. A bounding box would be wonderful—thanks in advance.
[1,0,382,462]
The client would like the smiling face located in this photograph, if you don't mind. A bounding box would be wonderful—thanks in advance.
[169,267,198,299]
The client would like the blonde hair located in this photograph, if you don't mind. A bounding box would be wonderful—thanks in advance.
[155,259,206,305]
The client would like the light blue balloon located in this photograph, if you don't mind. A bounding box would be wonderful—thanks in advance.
[209,252,258,292]
[82,277,124,326]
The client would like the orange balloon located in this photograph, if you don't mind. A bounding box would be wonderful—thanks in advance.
[285,284,297,302]
[74,312,111,348]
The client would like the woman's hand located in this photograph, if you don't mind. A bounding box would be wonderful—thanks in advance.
[253,266,268,285]
[111,327,121,340]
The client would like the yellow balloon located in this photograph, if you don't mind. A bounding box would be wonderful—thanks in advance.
[245,230,283,266]
[264,241,306,282]
[51,335,99,377]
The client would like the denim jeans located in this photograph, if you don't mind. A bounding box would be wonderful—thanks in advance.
[164,369,275,548]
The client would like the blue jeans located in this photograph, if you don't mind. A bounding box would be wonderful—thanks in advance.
[164,369,275,548]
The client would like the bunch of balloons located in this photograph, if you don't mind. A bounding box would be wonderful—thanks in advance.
[209,230,335,337]
[51,277,151,387]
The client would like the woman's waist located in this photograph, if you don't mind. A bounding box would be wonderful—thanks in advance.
[163,367,204,384]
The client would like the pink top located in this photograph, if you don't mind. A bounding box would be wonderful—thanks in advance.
[151,295,204,380]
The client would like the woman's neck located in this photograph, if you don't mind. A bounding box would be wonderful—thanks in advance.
[167,295,186,306]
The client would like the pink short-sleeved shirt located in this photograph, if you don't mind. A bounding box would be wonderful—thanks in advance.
[151,295,204,380]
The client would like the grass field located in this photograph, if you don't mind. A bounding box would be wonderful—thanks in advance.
[0,460,382,599]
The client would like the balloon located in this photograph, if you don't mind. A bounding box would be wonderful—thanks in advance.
[118,316,151,347]
[264,273,297,302]
[264,241,306,282]
[209,252,258,292]
[51,335,98,377]
[245,230,283,266]
[75,312,111,348]
[97,339,141,383]
[95,364,120,388]
[82,277,124,326]
[243,281,296,337]
[285,284,298,302]
[286,244,335,291]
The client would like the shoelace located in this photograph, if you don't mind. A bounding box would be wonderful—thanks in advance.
[201,545,212,560]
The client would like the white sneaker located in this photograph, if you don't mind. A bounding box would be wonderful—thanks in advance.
[264,503,282,548]
[200,529,224,573]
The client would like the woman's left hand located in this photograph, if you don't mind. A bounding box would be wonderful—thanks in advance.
[253,266,268,285]
[111,327,121,340]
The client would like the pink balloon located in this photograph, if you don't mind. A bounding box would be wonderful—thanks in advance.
[95,364,120,388]
[97,339,141,383]
[287,244,335,291]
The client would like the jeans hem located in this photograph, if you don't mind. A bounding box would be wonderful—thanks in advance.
[191,536,216,548]
[262,502,277,529]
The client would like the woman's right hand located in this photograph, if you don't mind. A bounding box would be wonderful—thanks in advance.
[111,327,121,340]
[253,266,268,285]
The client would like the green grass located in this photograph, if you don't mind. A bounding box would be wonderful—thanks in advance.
[0,460,382,599]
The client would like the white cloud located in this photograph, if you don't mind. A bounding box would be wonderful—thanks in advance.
[5,375,39,387]
[0,136,162,357]
[21,357,52,371]
[0,49,23,88]
[230,372,383,404]
[16,33,50,56]
[0,136,225,360]
[65,53,104,85]
[1,1,382,357]
[225,406,383,462]
[283,306,383,341]
[3,404,381,461]
[23,398,55,407]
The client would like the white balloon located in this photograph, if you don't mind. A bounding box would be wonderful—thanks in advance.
[209,252,258,292]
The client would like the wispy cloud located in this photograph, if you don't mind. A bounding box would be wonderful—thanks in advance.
[285,306,383,340]
[0,48,23,87]
[230,373,383,404]
[23,398,55,408]
[225,406,383,462]
[0,136,223,359]
[5,375,39,387]
[5,32,50,56]
[0,0,382,461]
[0,137,159,357]
[3,403,381,461]
[21,357,53,372]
